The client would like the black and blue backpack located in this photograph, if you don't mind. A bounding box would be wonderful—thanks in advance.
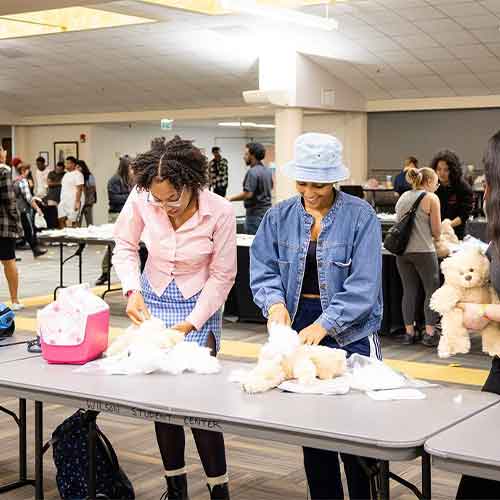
[50,410,135,499]
[0,304,15,338]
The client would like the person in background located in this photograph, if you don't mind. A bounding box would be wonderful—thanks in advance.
[393,156,417,196]
[13,164,46,258]
[431,150,473,240]
[454,131,500,499]
[227,142,273,235]
[395,167,441,347]
[76,160,97,227]
[45,161,65,229]
[58,156,84,228]
[95,156,133,286]
[251,133,382,500]
[11,157,21,177]
[113,136,236,500]
[34,156,52,199]
[209,146,229,197]
[0,148,24,310]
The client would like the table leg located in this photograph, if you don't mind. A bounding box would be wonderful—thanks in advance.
[88,416,97,499]
[421,452,431,500]
[78,244,83,284]
[379,460,390,500]
[35,401,44,500]
[19,399,27,482]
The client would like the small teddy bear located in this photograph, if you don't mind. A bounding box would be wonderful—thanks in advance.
[241,324,347,393]
[430,248,500,358]
[435,219,459,258]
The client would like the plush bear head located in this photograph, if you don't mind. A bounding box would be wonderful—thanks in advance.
[441,248,490,290]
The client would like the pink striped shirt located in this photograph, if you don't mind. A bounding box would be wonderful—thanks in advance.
[113,188,237,330]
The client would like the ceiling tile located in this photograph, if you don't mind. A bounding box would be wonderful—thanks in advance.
[471,29,500,43]
[430,30,478,45]
[454,15,500,29]
[462,56,500,71]
[410,47,454,61]
[393,33,440,49]
[419,88,457,97]
[397,6,446,21]
[377,21,419,36]
[480,0,500,13]
[425,60,470,73]
[393,63,434,76]
[475,72,500,85]
[415,18,464,34]
[437,2,490,17]
[388,89,424,98]
[453,87,489,96]
[447,44,494,59]
[411,75,450,89]
[441,73,484,86]
[354,36,402,51]
[377,49,420,63]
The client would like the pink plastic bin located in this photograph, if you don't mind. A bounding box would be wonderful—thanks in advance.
[41,308,110,365]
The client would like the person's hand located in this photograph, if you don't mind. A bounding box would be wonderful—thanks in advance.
[457,303,490,331]
[171,321,194,335]
[267,303,291,328]
[299,323,328,346]
[126,291,151,325]
[74,202,81,212]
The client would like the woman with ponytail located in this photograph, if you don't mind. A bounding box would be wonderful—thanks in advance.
[395,167,442,346]
[113,136,236,499]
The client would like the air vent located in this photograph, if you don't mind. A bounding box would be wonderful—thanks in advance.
[321,88,335,107]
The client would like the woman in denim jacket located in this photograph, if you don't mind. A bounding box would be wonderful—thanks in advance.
[250,133,383,500]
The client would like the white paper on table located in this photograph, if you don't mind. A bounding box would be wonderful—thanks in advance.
[366,388,426,401]
[278,377,350,395]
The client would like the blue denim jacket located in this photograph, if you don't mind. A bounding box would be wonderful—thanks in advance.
[250,191,383,347]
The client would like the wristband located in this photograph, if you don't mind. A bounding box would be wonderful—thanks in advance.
[126,290,138,298]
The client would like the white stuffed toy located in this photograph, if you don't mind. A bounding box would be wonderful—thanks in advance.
[434,219,459,258]
[430,248,500,358]
[242,324,347,393]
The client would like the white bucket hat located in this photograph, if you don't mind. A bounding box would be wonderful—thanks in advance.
[283,132,350,183]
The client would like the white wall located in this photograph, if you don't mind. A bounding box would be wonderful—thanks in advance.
[15,122,271,224]
[303,112,367,185]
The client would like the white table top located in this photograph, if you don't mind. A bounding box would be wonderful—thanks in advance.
[425,402,500,481]
[0,357,497,460]
[0,335,40,364]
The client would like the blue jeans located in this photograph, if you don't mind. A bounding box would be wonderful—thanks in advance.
[293,297,379,500]
[244,215,263,235]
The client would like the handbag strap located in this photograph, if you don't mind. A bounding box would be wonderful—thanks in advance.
[407,192,426,216]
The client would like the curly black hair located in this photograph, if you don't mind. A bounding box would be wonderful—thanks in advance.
[430,149,463,186]
[132,136,208,193]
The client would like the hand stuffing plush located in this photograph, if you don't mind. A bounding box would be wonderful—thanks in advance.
[242,323,347,393]
[430,248,500,357]
[435,219,459,258]
[105,317,184,358]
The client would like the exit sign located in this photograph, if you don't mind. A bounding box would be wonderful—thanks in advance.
[161,119,174,130]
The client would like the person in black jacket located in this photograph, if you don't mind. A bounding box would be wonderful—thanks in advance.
[95,156,133,285]
[431,149,473,240]
[393,156,418,196]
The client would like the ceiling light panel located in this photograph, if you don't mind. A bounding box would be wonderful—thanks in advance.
[0,7,154,40]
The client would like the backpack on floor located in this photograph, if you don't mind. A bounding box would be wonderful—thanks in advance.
[0,304,15,338]
[383,192,426,255]
[51,410,135,499]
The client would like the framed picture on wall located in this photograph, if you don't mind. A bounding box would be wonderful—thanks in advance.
[39,151,49,166]
[54,141,78,165]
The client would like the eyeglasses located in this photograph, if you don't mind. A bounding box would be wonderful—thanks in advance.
[147,187,185,209]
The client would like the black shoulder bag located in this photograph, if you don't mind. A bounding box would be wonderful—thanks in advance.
[384,192,426,255]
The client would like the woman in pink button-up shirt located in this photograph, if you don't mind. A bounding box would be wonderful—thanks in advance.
[113,136,236,500]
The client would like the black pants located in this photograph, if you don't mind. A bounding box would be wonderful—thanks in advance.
[20,209,38,254]
[456,356,500,499]
[294,298,375,499]
[155,334,227,479]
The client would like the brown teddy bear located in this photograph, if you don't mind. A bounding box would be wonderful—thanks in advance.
[430,248,500,358]
[434,219,459,258]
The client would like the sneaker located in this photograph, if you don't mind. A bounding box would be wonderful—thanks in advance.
[396,333,416,345]
[33,248,47,258]
[10,302,25,311]
[422,333,440,347]
[95,274,108,286]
